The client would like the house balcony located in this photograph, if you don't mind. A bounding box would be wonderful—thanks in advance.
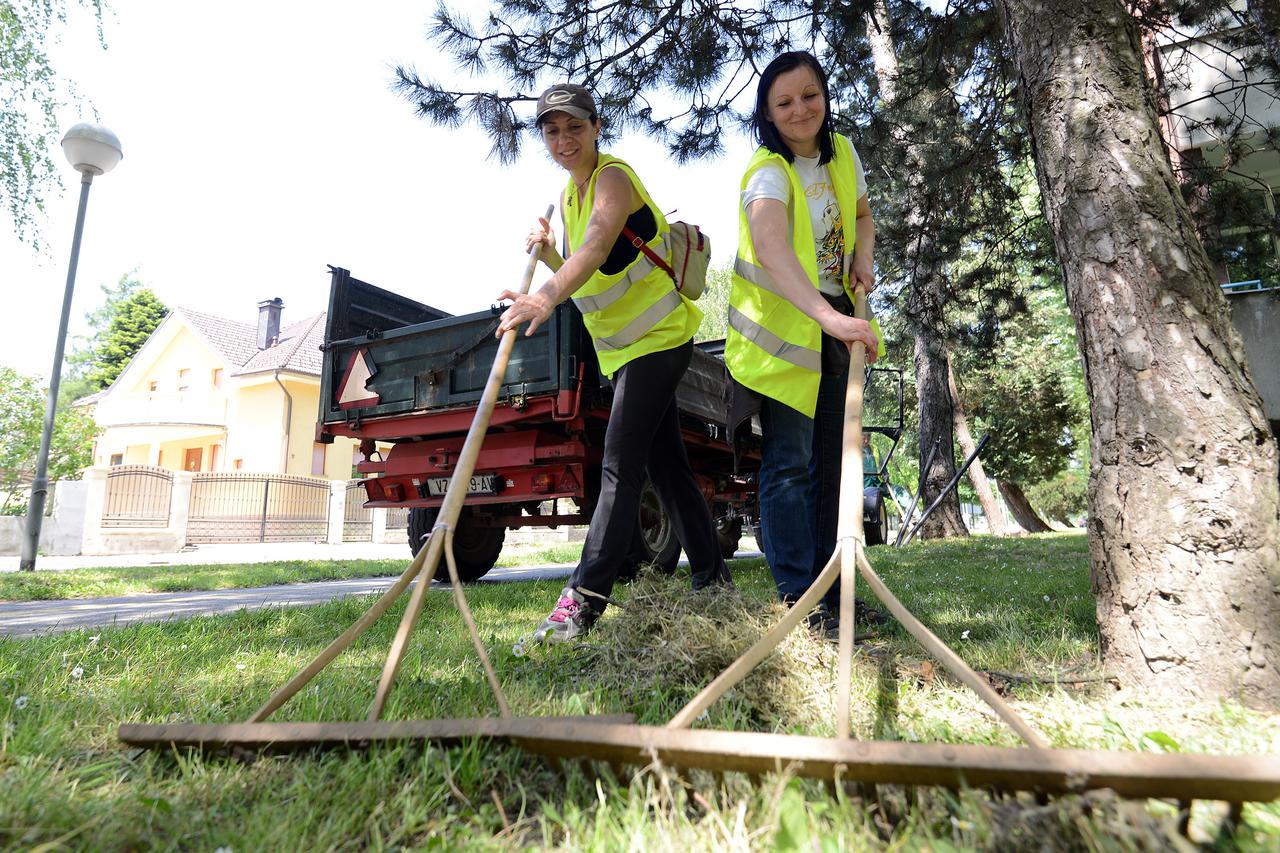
[94,391,228,430]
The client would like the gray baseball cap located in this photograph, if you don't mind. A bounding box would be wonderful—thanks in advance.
[535,83,597,126]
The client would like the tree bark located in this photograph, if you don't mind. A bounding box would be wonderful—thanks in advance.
[949,362,1006,535]
[997,480,1052,534]
[1248,0,1280,74]
[997,0,1280,706]
[866,0,969,541]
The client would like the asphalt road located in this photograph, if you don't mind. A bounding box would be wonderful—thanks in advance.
[0,563,578,639]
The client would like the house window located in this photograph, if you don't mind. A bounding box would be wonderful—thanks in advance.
[177,368,190,391]
[109,453,123,466]
[183,447,203,472]
[148,380,158,392]
[311,443,327,476]
[212,368,223,389]
[233,458,243,470]
[210,444,221,471]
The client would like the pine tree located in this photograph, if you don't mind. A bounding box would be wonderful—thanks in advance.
[64,272,169,396]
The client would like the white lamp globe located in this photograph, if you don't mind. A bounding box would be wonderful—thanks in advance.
[61,123,123,176]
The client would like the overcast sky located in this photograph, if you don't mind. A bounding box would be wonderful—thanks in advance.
[0,1,756,378]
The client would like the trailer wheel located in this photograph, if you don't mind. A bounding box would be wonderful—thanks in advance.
[632,477,679,575]
[714,511,743,559]
[407,506,505,582]
[864,489,888,547]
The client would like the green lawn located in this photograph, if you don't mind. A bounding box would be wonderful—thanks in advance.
[0,542,585,602]
[2,532,1277,850]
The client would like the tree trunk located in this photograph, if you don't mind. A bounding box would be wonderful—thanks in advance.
[1249,0,1280,73]
[997,480,1052,534]
[949,362,1005,536]
[866,0,969,541]
[997,0,1280,706]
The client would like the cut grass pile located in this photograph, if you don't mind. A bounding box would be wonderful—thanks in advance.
[0,542,585,602]
[1,532,1277,850]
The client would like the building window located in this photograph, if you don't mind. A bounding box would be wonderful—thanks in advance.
[109,453,123,466]
[177,368,190,391]
[212,368,223,389]
[148,380,158,392]
[210,444,221,471]
[233,458,243,470]
[311,443,327,476]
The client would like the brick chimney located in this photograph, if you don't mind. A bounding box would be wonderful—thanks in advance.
[257,298,283,349]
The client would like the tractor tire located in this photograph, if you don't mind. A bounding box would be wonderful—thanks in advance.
[406,505,505,582]
[627,477,680,577]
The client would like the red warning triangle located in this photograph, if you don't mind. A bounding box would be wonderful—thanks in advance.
[336,347,380,409]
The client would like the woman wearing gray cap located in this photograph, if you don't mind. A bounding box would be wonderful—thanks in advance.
[497,83,732,643]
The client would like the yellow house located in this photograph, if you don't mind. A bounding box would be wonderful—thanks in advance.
[85,299,361,479]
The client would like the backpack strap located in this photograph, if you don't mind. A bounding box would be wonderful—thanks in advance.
[621,225,676,281]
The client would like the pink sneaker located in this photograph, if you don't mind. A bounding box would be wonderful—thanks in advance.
[532,587,595,643]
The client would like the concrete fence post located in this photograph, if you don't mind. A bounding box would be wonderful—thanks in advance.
[327,480,346,545]
[79,466,110,555]
[170,471,194,549]
[372,507,388,543]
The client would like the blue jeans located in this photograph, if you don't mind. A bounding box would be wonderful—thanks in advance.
[758,363,847,613]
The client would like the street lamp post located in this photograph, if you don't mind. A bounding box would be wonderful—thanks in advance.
[19,123,123,572]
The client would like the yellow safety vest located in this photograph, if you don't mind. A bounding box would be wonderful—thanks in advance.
[565,154,703,377]
[725,134,885,416]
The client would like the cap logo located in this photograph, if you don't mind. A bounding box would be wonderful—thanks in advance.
[545,90,575,105]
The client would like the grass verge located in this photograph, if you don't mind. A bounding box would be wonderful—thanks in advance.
[1,532,1277,850]
[0,543,585,602]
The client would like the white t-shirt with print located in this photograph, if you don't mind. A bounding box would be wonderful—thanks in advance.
[741,144,867,296]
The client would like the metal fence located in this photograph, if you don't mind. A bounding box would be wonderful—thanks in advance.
[343,480,372,542]
[187,473,330,544]
[102,465,173,528]
[385,506,409,532]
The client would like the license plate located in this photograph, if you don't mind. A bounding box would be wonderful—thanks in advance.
[425,473,499,497]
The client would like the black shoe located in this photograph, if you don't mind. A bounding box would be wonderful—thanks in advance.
[854,600,889,627]
[691,563,734,591]
[807,609,876,644]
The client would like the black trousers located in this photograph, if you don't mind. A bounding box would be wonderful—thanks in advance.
[570,339,731,608]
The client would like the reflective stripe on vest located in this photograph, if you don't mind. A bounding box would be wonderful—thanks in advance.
[727,305,821,373]
[572,234,667,314]
[595,288,684,350]
[563,154,701,376]
[733,256,786,299]
[726,134,862,416]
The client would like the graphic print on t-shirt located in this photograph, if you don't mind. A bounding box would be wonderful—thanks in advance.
[814,198,844,284]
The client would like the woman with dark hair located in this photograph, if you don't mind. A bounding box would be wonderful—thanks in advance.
[498,83,732,643]
[725,51,884,637]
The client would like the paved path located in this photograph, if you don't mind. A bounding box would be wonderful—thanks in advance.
[0,563,578,639]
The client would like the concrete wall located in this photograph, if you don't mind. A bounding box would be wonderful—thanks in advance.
[0,480,89,556]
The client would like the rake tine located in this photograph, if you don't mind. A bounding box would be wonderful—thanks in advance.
[667,547,841,728]
[441,524,511,719]
[837,286,869,741]
[1178,800,1192,838]
[366,205,553,722]
[247,533,434,723]
[854,547,1047,749]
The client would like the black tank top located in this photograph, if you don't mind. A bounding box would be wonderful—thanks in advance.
[599,206,657,275]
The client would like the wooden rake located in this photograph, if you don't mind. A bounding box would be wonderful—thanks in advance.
[120,237,1280,813]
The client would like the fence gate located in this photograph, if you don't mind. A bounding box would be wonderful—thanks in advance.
[187,473,330,544]
[343,480,372,542]
[102,465,173,528]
